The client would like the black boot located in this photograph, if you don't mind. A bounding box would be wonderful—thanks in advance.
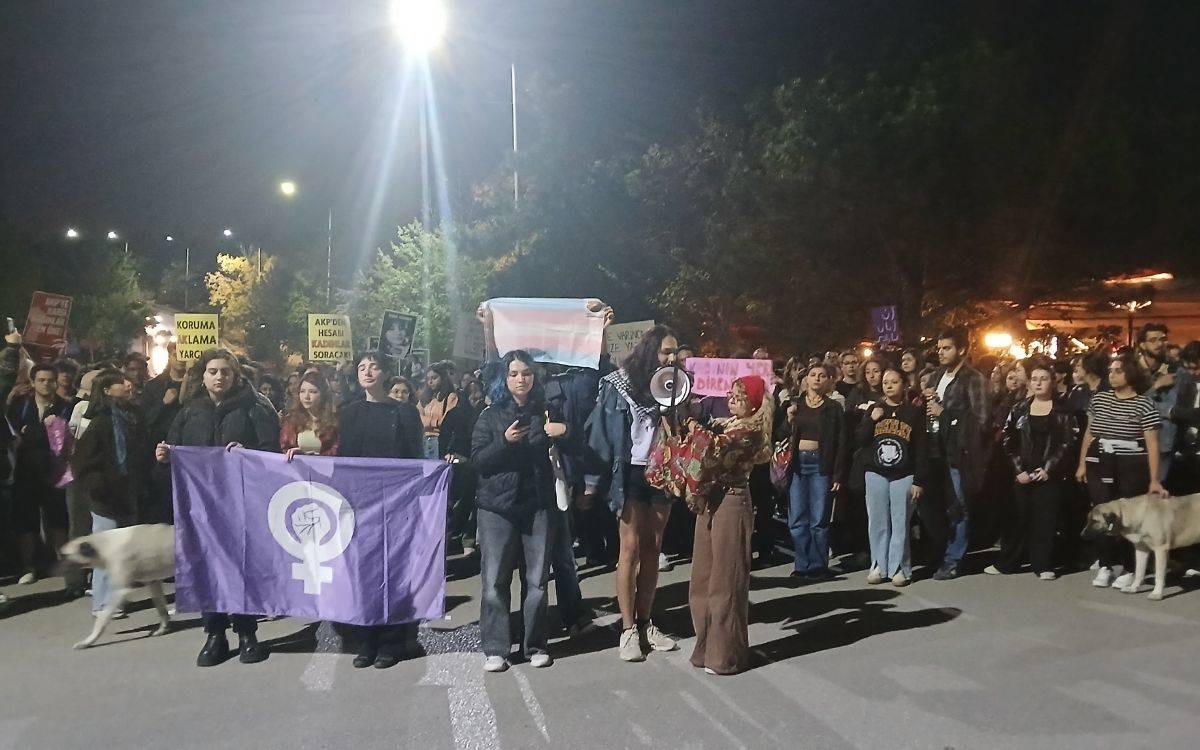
[196,633,230,667]
[238,633,269,664]
[353,632,378,669]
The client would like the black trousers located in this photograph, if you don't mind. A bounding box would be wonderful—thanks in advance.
[333,623,418,655]
[996,480,1061,574]
[1084,449,1150,568]
[748,463,777,556]
[202,612,258,636]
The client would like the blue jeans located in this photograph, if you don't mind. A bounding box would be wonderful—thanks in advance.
[864,472,914,578]
[478,507,554,658]
[89,513,119,612]
[549,506,582,628]
[944,467,969,569]
[787,451,831,573]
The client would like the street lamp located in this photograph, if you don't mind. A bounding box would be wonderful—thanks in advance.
[222,228,233,238]
[107,230,119,240]
[165,235,174,242]
[279,180,297,197]
[390,0,447,55]
[65,228,79,239]
[276,180,333,308]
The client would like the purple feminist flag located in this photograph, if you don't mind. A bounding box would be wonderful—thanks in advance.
[171,447,450,626]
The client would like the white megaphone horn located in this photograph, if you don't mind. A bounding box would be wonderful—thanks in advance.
[649,365,692,412]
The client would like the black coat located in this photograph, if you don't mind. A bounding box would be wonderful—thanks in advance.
[1001,397,1075,480]
[471,400,556,518]
[166,381,280,451]
[337,397,423,459]
[775,396,849,481]
[6,394,72,485]
[70,403,153,522]
[141,371,185,445]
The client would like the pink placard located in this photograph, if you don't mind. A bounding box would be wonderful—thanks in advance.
[688,358,775,397]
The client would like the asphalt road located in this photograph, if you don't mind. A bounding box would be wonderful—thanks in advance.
[2,549,1199,749]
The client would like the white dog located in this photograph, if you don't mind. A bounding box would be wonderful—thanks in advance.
[60,524,175,649]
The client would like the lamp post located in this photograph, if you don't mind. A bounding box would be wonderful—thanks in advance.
[279,180,333,307]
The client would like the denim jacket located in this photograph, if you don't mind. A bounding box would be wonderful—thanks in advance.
[583,380,638,515]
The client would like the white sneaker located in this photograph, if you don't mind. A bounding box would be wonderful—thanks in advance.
[866,568,883,585]
[891,572,909,587]
[703,667,717,675]
[1112,572,1134,589]
[1038,571,1057,581]
[18,572,36,585]
[528,652,553,668]
[658,553,672,572]
[983,565,1002,575]
[1092,567,1114,587]
[483,656,509,673]
[0,593,8,605]
[638,621,678,652]
[1089,559,1100,571]
[619,627,646,662]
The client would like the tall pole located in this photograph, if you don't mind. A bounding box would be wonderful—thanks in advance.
[326,208,333,308]
[184,246,191,310]
[511,63,519,206]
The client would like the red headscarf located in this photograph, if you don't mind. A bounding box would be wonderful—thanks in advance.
[735,375,766,413]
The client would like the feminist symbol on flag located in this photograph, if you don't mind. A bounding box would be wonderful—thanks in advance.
[267,481,356,595]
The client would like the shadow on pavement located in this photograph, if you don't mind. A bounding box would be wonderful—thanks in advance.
[752,604,961,667]
[0,588,72,620]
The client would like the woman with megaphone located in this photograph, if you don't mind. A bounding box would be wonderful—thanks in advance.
[581,325,682,663]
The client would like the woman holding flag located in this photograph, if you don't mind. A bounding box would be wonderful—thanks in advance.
[156,348,280,667]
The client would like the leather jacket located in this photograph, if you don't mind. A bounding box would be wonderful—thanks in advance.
[1001,397,1073,480]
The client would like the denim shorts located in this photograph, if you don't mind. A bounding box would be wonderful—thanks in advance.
[624,466,673,507]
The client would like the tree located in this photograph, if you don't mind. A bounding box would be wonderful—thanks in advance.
[349,222,489,360]
[205,249,319,360]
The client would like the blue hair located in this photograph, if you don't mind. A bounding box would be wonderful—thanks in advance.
[487,350,542,408]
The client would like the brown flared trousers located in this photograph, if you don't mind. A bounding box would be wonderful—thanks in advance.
[689,486,753,675]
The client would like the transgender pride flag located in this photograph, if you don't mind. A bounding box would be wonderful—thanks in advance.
[485,298,607,368]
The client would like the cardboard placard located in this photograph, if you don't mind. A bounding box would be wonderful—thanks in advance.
[174,314,220,362]
[307,314,354,363]
[453,312,486,361]
[606,320,655,363]
[379,310,416,360]
[22,291,72,354]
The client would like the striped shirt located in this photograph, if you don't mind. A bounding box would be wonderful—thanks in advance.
[1087,390,1160,453]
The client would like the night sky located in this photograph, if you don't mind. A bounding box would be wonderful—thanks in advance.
[0,1,1166,278]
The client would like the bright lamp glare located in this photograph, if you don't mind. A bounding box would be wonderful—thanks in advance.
[279,180,297,197]
[391,0,447,54]
[984,331,1013,350]
[222,228,233,238]
[107,230,119,240]
[65,228,79,239]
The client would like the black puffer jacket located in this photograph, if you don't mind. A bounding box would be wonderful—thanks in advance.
[71,403,153,522]
[166,381,280,451]
[471,400,556,518]
[1001,397,1074,480]
[337,397,423,459]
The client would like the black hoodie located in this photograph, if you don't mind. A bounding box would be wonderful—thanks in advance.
[856,400,930,485]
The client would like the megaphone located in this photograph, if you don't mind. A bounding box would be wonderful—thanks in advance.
[650,365,692,411]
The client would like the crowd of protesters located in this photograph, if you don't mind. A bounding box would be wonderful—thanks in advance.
[2,317,1199,676]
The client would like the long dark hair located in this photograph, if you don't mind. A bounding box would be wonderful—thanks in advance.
[487,350,543,409]
[621,324,677,406]
[1111,351,1149,394]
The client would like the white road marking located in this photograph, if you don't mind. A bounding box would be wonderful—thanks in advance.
[627,721,653,746]
[664,651,774,738]
[299,620,339,692]
[419,652,501,750]
[511,667,549,741]
[679,690,746,750]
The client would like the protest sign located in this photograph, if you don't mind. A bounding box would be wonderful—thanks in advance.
[871,305,901,343]
[172,447,450,625]
[22,291,72,355]
[367,336,380,350]
[307,314,354,363]
[606,320,655,363]
[688,358,775,397]
[379,310,416,360]
[484,297,606,368]
[174,314,219,362]
[453,312,486,361]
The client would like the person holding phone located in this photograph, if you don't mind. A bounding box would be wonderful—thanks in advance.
[472,350,567,672]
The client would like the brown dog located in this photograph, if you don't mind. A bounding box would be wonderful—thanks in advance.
[1082,494,1200,600]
